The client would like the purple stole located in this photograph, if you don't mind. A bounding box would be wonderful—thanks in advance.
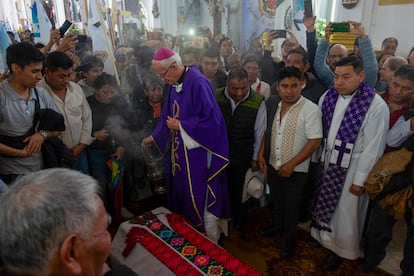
[311,82,375,232]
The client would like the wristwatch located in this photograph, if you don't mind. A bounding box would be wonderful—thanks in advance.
[39,130,48,140]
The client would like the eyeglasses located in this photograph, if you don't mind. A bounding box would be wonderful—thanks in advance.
[159,62,176,78]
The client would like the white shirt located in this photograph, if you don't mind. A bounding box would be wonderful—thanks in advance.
[38,79,95,149]
[387,115,414,148]
[251,78,271,101]
[269,96,322,173]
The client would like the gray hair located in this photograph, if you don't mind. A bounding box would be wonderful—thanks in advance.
[0,168,100,274]
[384,56,408,71]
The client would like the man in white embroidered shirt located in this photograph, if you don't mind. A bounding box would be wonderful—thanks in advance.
[258,66,322,259]
[38,52,95,174]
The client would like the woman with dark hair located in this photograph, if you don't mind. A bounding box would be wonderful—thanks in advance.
[131,72,166,196]
[87,73,132,208]
[76,55,104,97]
[135,72,165,133]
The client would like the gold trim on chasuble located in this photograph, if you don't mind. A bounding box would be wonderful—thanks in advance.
[170,100,230,227]
[171,100,181,176]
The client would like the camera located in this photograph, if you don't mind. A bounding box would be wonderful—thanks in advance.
[269,30,287,39]
[331,22,350,32]
[59,20,73,37]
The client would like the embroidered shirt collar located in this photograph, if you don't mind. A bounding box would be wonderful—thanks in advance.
[277,95,304,111]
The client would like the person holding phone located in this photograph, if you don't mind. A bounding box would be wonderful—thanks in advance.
[260,29,301,86]
[302,14,318,74]
[313,21,378,88]
[38,28,78,59]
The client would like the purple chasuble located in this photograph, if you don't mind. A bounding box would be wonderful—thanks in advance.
[311,82,375,232]
[152,67,230,232]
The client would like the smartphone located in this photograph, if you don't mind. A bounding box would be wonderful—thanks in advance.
[59,20,73,37]
[331,22,350,32]
[304,0,313,17]
[270,30,287,39]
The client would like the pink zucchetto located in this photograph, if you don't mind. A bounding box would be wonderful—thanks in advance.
[153,47,175,61]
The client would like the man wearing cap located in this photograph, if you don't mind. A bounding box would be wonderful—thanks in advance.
[258,66,322,259]
[142,48,230,242]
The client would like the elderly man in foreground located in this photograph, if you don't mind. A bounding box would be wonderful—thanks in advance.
[0,168,136,276]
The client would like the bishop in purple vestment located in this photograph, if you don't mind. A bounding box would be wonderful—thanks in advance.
[143,48,231,233]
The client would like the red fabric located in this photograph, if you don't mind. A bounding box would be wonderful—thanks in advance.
[123,212,261,275]
[150,102,162,119]
[384,94,409,128]
[167,213,261,276]
[122,226,202,275]
[255,81,261,93]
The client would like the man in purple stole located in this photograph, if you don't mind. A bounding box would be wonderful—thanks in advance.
[142,48,231,240]
[309,55,389,270]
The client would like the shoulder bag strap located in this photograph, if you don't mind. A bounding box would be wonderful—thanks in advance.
[31,88,41,132]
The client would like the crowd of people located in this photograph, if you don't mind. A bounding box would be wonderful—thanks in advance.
[1,14,414,275]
